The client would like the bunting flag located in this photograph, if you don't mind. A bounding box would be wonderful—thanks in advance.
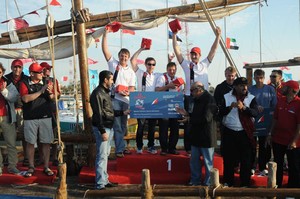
[62,76,68,82]
[122,29,135,35]
[50,0,62,6]
[226,37,239,50]
[1,6,45,24]
[88,58,98,65]
[20,58,34,64]
[89,69,99,93]
[86,28,96,34]
[168,31,182,42]
[13,18,29,30]
[279,66,290,70]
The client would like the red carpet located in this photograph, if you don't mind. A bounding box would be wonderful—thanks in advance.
[0,163,57,185]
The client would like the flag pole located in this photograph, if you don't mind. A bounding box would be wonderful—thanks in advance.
[198,0,240,77]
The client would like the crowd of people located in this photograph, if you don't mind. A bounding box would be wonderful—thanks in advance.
[0,25,299,191]
[91,25,300,190]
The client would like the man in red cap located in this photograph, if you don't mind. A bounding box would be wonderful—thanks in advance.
[5,59,30,166]
[172,26,221,154]
[19,62,55,177]
[40,62,61,166]
[267,80,300,188]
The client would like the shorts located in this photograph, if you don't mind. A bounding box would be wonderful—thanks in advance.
[24,118,54,144]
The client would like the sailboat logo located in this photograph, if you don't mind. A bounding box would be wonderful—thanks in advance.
[152,98,158,105]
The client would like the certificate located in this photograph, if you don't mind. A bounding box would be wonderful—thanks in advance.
[129,91,184,118]
[254,107,274,136]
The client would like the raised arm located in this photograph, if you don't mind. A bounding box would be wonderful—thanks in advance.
[102,30,112,62]
[130,47,145,72]
[207,26,221,63]
[172,31,184,64]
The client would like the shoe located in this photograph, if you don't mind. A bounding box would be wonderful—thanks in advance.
[234,166,240,174]
[105,182,118,188]
[0,167,2,176]
[22,158,29,167]
[160,151,167,156]
[259,169,268,176]
[123,149,132,155]
[24,166,35,178]
[136,148,143,154]
[168,150,180,155]
[186,151,191,157]
[251,169,255,176]
[147,147,157,154]
[8,167,20,175]
[43,167,54,176]
[223,183,231,188]
[186,182,200,186]
[116,152,124,158]
[95,186,106,190]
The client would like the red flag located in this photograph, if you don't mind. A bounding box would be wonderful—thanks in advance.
[88,58,98,65]
[50,0,61,6]
[136,59,144,65]
[28,10,40,17]
[20,58,34,64]
[122,29,135,35]
[95,38,100,43]
[14,18,29,30]
[62,76,68,82]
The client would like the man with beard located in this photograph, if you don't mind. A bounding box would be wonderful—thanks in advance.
[267,80,300,188]
[219,77,258,187]
[176,81,218,186]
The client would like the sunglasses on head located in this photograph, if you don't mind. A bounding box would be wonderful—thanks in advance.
[147,63,156,66]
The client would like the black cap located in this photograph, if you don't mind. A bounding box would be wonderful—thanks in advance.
[233,77,248,86]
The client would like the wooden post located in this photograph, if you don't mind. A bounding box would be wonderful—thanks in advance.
[267,161,277,189]
[73,0,95,167]
[141,169,154,199]
[210,168,221,199]
[246,68,253,85]
[55,163,68,199]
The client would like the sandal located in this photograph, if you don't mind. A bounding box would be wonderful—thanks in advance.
[43,167,54,176]
[24,166,35,178]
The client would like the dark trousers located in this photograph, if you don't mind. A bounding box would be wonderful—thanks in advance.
[257,136,271,171]
[183,95,192,152]
[135,119,157,149]
[222,127,252,187]
[272,142,300,188]
[158,118,179,152]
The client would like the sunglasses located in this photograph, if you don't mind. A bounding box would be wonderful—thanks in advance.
[190,88,198,92]
[270,75,278,78]
[147,63,156,66]
[32,71,43,74]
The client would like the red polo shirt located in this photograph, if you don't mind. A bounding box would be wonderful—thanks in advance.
[272,95,300,147]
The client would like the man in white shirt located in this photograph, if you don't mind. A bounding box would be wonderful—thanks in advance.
[102,29,136,158]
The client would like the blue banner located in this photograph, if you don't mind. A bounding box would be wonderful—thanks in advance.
[254,107,274,136]
[130,91,184,118]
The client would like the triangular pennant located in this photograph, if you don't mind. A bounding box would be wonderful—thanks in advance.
[88,58,98,65]
[50,0,61,6]
[14,18,29,30]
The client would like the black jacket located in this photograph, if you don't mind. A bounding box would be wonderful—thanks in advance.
[189,90,218,148]
[90,85,123,134]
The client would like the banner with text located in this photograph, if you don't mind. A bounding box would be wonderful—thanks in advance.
[130,91,184,118]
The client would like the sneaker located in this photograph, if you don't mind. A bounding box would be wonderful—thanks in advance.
[259,169,268,176]
[168,150,180,155]
[105,182,118,188]
[136,148,143,154]
[147,147,157,154]
[123,149,132,155]
[223,183,231,188]
[8,167,20,175]
[116,152,124,158]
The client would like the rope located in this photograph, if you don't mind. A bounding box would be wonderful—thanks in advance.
[212,184,221,198]
[45,0,64,164]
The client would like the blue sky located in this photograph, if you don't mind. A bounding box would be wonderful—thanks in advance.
[0,0,299,87]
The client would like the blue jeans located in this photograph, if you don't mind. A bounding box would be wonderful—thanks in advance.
[112,99,128,153]
[93,126,113,189]
[190,146,214,186]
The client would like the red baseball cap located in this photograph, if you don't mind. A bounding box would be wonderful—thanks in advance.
[282,80,299,92]
[190,47,201,55]
[11,59,23,67]
[29,63,43,73]
[40,62,52,70]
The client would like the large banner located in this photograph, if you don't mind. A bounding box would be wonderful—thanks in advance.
[254,107,274,136]
[130,91,184,118]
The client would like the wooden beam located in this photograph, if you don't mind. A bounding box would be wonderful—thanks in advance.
[243,57,300,69]
[0,0,258,45]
